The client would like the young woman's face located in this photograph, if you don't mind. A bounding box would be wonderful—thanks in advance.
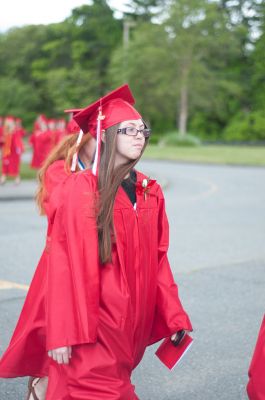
[115,119,146,167]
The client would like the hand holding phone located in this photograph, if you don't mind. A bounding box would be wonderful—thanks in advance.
[156,331,193,370]
[171,329,186,346]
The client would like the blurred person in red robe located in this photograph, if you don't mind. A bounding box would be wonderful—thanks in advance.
[29,114,48,169]
[247,315,265,400]
[0,128,96,400]
[0,116,3,147]
[54,118,67,144]
[47,118,56,136]
[0,116,24,185]
[15,117,26,137]
[66,111,81,134]
[30,115,57,169]
[43,84,193,400]
[13,118,25,183]
[45,118,57,156]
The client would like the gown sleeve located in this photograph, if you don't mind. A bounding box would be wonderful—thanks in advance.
[43,160,68,216]
[247,315,265,399]
[149,186,193,345]
[46,172,100,351]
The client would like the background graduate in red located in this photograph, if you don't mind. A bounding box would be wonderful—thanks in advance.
[66,112,81,134]
[0,117,3,147]
[45,84,193,400]
[30,114,56,169]
[247,315,265,400]
[54,118,67,144]
[0,129,96,400]
[15,117,26,138]
[0,116,24,184]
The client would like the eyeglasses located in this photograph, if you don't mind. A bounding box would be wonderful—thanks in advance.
[117,126,151,138]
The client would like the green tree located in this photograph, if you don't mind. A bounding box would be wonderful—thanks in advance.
[0,0,122,122]
[165,0,243,136]
[44,67,102,116]
[0,77,41,128]
[123,0,165,22]
[68,0,122,92]
[110,23,175,132]
[0,25,50,82]
[219,0,265,110]
[0,0,263,141]
[250,0,265,111]
[110,0,242,138]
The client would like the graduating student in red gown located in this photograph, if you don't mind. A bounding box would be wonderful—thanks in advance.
[0,116,24,184]
[30,114,47,169]
[247,315,265,400]
[66,110,82,135]
[54,119,67,144]
[0,117,3,146]
[0,132,96,399]
[30,115,57,170]
[44,84,192,400]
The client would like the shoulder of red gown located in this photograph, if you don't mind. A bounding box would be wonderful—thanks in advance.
[56,169,98,216]
[44,160,68,195]
[43,160,69,216]
[45,160,67,184]
[63,169,97,199]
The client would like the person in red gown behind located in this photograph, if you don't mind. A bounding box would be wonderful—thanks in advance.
[0,116,24,185]
[15,117,26,138]
[29,114,47,169]
[30,115,56,170]
[54,118,67,144]
[44,84,193,400]
[0,117,3,147]
[0,131,96,400]
[247,315,265,400]
[66,111,82,135]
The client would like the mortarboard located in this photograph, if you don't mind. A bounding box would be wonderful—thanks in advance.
[73,84,141,137]
[73,84,142,175]
[64,108,83,116]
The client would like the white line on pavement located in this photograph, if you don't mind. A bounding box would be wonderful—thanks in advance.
[0,280,29,291]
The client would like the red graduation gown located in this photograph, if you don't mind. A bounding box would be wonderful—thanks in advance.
[29,129,56,169]
[247,315,265,399]
[54,128,66,145]
[0,160,69,378]
[1,128,24,176]
[45,169,192,400]
[0,125,3,147]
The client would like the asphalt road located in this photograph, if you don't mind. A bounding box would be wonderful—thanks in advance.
[0,160,264,400]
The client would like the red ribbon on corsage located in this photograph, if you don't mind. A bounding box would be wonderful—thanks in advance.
[136,178,156,201]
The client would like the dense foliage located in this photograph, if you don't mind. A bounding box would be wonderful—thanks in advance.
[0,0,264,141]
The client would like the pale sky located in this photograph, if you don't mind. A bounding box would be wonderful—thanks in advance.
[0,0,127,32]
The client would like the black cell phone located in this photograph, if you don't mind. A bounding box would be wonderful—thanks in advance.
[171,329,186,346]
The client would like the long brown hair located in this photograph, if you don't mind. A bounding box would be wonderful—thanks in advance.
[36,133,93,215]
[97,123,149,264]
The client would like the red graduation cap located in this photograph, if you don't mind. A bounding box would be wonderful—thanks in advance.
[64,108,83,117]
[74,84,141,137]
[64,108,84,135]
[73,84,142,175]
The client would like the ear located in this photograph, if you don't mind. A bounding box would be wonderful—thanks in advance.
[101,130,106,143]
